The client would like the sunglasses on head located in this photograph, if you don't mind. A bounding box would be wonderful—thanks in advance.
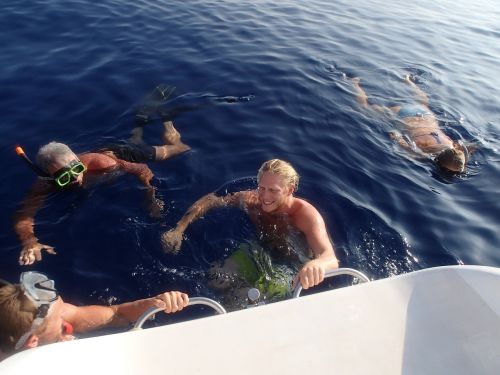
[52,160,86,187]
[14,272,59,350]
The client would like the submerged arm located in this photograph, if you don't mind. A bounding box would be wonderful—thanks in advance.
[13,181,56,265]
[161,191,248,253]
[117,160,164,217]
[404,74,429,106]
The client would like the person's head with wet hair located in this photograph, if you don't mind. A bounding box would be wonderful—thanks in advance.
[257,159,300,193]
[35,142,76,174]
[435,147,466,173]
[0,282,37,354]
[0,272,189,359]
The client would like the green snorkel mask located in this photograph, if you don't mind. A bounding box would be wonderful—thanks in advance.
[51,160,87,187]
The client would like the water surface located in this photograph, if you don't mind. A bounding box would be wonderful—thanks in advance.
[0,0,499,317]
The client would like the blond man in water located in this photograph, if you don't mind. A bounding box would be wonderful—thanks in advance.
[352,75,474,173]
[162,159,339,290]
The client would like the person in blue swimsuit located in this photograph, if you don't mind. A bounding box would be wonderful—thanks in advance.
[351,75,473,173]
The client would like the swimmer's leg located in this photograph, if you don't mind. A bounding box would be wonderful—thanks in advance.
[129,126,145,145]
[403,74,429,106]
[134,84,176,125]
[351,77,389,114]
[130,85,177,145]
[152,120,191,160]
[351,77,369,106]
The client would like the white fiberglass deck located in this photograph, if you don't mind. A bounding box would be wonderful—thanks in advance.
[1,265,499,374]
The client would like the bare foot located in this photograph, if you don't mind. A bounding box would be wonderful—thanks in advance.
[404,74,416,85]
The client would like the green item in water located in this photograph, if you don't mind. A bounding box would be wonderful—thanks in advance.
[230,242,294,299]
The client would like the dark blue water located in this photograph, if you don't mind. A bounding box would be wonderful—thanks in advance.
[1,0,499,318]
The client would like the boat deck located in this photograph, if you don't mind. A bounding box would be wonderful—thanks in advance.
[1,265,499,374]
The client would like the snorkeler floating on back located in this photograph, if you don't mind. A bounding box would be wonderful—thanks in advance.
[14,85,191,265]
[351,75,476,173]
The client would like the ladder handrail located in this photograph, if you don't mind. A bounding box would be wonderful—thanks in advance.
[293,268,370,298]
[132,296,227,330]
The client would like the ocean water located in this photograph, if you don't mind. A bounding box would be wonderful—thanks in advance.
[0,0,499,320]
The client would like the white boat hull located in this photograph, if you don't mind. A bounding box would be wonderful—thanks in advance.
[1,265,499,374]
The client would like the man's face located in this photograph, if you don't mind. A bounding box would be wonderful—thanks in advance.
[257,172,292,213]
[47,153,84,187]
[33,298,74,346]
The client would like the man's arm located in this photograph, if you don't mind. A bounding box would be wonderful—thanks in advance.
[161,191,248,253]
[293,203,339,290]
[116,159,164,217]
[63,291,189,333]
[13,181,56,265]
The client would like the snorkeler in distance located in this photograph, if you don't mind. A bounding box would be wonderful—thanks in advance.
[162,159,339,291]
[0,271,189,360]
[14,85,191,266]
[351,75,475,173]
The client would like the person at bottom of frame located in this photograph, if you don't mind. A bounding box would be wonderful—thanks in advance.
[0,271,189,360]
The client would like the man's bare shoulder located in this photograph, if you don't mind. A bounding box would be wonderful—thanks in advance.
[61,300,79,315]
[292,197,319,213]
[61,300,90,325]
[78,152,118,171]
[291,197,325,225]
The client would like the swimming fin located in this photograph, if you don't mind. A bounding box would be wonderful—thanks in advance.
[134,84,176,125]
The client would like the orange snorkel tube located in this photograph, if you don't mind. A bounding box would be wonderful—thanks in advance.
[15,146,51,178]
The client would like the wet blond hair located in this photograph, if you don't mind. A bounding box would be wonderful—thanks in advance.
[0,284,37,353]
[257,159,300,192]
